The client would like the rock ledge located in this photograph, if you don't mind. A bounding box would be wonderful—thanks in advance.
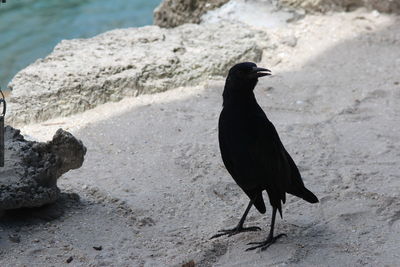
[8,22,266,125]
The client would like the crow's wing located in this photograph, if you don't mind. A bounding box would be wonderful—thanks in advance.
[219,106,318,216]
[253,114,318,210]
[219,108,291,215]
[249,115,292,216]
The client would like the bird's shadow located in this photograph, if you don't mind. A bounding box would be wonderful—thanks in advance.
[273,221,334,263]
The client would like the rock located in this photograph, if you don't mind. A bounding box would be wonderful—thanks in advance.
[66,256,73,264]
[201,0,297,28]
[155,0,400,25]
[0,126,86,211]
[280,31,298,47]
[153,0,229,28]
[8,22,266,125]
[279,0,400,13]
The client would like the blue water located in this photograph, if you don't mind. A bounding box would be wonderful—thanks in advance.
[0,0,161,89]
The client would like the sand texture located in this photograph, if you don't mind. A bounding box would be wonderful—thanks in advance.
[1,10,400,267]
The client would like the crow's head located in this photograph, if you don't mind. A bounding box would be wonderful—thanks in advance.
[226,62,271,91]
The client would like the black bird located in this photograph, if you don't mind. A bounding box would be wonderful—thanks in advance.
[211,62,318,251]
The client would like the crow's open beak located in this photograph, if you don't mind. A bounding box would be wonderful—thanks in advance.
[248,67,271,79]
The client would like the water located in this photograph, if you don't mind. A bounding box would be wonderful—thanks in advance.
[0,0,161,89]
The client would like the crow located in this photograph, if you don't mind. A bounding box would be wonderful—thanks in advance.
[211,62,318,251]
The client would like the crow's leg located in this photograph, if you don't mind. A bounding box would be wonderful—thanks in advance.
[210,199,261,239]
[246,207,286,251]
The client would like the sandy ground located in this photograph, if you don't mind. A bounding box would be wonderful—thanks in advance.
[1,10,400,267]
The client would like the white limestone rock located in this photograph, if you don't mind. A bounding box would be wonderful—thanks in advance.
[8,22,266,125]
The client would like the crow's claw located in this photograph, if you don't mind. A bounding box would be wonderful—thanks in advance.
[246,233,287,251]
[210,226,262,239]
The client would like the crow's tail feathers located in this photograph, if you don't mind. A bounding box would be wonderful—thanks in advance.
[253,193,266,214]
[288,186,319,204]
[302,187,319,203]
[253,193,284,218]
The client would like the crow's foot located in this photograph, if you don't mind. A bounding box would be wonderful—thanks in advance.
[210,225,262,239]
[245,233,287,251]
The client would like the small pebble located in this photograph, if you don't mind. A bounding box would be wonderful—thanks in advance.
[182,260,195,267]
[9,234,21,243]
[372,10,380,17]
